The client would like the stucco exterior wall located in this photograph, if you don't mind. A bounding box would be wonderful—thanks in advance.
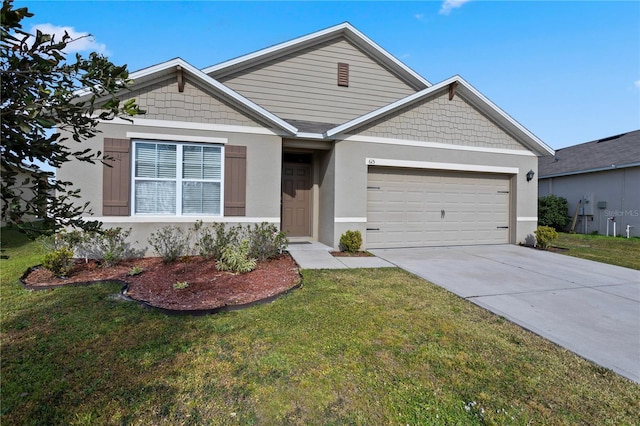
[57,120,282,249]
[327,140,538,249]
[539,167,640,237]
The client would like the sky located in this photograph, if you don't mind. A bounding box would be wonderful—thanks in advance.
[15,0,640,150]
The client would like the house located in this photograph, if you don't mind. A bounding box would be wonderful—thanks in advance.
[58,23,554,250]
[1,164,51,227]
[539,130,640,237]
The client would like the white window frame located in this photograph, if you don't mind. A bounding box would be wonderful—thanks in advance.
[131,139,226,217]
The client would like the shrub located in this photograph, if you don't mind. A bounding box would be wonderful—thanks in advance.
[339,230,363,253]
[148,226,191,263]
[216,240,257,273]
[83,227,141,267]
[42,247,74,277]
[535,225,559,249]
[192,222,243,260]
[173,281,189,290]
[538,195,570,231]
[247,222,288,261]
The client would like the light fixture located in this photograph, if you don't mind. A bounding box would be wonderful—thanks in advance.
[526,169,535,182]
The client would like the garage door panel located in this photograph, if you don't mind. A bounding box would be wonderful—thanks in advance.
[367,168,510,248]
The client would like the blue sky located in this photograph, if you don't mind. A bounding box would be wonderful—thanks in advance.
[18,0,640,149]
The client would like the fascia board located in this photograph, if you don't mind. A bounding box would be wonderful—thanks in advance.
[202,22,430,89]
[327,75,555,157]
[78,58,298,135]
[539,162,640,179]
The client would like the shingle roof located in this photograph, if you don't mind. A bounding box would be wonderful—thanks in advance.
[539,130,640,178]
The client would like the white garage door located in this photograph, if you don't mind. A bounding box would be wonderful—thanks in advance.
[367,168,511,248]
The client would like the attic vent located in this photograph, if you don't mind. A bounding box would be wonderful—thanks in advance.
[597,132,625,143]
[337,62,349,87]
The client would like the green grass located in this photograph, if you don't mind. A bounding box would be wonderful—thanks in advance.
[555,232,640,270]
[2,227,639,425]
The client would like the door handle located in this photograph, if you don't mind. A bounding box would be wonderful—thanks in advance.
[441,209,445,219]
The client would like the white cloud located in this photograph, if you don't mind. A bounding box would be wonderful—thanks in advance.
[415,13,425,20]
[635,80,640,89]
[439,0,472,15]
[30,23,108,55]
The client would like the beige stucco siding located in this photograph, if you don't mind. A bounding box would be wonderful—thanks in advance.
[350,92,528,152]
[57,120,282,251]
[329,140,538,249]
[124,76,266,127]
[217,38,417,124]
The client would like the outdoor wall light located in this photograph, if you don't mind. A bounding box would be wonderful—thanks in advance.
[526,169,535,182]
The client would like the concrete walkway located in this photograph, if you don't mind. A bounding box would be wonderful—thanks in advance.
[287,241,394,269]
[370,245,640,383]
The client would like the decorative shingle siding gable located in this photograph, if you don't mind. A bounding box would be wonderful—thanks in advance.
[125,76,267,127]
[350,92,527,151]
[216,37,417,124]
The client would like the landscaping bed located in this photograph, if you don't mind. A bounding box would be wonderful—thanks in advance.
[21,254,301,312]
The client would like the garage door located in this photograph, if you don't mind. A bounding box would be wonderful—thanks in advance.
[367,168,510,248]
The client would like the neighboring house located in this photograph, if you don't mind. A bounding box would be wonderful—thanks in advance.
[1,164,50,226]
[539,130,640,237]
[59,23,554,250]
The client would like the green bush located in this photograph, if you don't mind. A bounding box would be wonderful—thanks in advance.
[84,227,141,266]
[247,222,288,261]
[42,247,74,277]
[216,240,257,273]
[339,230,363,253]
[148,226,191,263]
[192,221,242,260]
[535,225,559,249]
[538,195,570,231]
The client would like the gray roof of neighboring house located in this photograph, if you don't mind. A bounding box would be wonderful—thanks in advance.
[538,130,640,178]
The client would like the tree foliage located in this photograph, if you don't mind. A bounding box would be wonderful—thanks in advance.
[538,194,570,231]
[0,0,143,234]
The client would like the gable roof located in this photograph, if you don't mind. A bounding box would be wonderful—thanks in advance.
[325,75,555,157]
[79,57,298,135]
[539,130,640,178]
[202,22,431,91]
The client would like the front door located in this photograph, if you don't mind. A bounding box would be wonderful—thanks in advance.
[282,161,311,236]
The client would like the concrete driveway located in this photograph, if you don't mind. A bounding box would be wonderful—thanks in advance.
[370,245,640,383]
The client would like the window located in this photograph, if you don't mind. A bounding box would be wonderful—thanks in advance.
[133,140,222,215]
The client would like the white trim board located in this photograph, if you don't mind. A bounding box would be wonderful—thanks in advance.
[341,135,536,157]
[334,217,367,223]
[85,216,280,223]
[365,158,519,175]
[127,132,227,144]
[104,117,282,136]
[517,217,538,222]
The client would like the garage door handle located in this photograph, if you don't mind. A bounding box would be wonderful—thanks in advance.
[366,228,380,231]
[441,209,445,219]
[497,226,509,229]
[367,186,380,190]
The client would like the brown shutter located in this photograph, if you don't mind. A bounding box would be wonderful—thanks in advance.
[224,145,246,216]
[103,138,131,216]
[337,62,349,87]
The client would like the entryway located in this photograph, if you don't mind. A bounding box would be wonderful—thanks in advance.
[281,153,312,237]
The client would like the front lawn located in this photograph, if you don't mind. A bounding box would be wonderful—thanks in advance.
[555,232,640,270]
[2,227,639,424]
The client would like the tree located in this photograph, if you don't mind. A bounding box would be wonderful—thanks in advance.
[0,0,143,234]
[538,194,569,231]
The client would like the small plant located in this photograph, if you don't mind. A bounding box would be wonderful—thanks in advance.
[173,281,189,290]
[192,221,243,260]
[216,240,257,274]
[247,222,288,261]
[42,247,74,277]
[84,227,140,267]
[535,225,559,250]
[339,230,363,253]
[148,225,191,263]
[127,266,144,276]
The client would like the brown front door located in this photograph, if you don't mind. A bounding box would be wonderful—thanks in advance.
[282,161,311,236]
